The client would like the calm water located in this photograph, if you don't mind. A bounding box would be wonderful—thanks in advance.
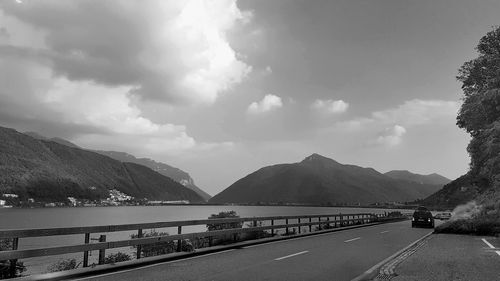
[0,205,404,275]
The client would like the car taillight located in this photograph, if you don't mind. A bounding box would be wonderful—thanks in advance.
[428,218,431,222]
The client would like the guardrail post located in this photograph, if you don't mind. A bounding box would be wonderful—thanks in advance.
[177,226,182,252]
[83,233,90,267]
[340,213,343,226]
[271,219,274,236]
[9,237,18,278]
[98,235,106,265]
[309,217,312,232]
[285,218,289,235]
[298,218,301,234]
[137,229,143,259]
[326,217,330,228]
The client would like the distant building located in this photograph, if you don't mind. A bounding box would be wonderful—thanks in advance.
[0,200,5,206]
[164,200,190,204]
[107,189,133,202]
[67,197,78,206]
[2,193,18,198]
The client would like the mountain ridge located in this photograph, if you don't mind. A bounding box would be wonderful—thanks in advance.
[0,126,204,203]
[384,170,451,186]
[22,131,211,201]
[210,153,444,205]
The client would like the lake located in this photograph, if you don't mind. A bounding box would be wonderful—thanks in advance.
[0,205,406,275]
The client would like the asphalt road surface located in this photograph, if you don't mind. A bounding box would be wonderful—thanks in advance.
[75,221,433,281]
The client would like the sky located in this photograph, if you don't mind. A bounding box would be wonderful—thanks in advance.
[0,0,499,196]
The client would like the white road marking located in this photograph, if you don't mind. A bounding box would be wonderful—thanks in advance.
[380,231,390,234]
[274,250,309,261]
[481,238,500,257]
[344,237,361,243]
[482,238,495,249]
[72,249,236,280]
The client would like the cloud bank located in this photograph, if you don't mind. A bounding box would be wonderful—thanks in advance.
[0,0,251,155]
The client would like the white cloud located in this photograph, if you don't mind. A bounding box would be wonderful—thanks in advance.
[0,0,249,157]
[247,94,283,114]
[375,125,407,147]
[0,0,252,105]
[312,99,349,114]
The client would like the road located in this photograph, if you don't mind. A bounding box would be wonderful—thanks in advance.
[75,220,432,281]
[392,233,500,281]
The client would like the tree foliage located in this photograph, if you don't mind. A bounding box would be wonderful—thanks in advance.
[457,26,500,188]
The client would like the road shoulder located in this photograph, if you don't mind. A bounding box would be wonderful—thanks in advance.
[385,234,500,281]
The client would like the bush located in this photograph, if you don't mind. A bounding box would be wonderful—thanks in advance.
[315,222,335,231]
[435,202,500,236]
[206,211,243,245]
[387,211,403,218]
[206,211,243,231]
[0,239,26,278]
[46,258,79,273]
[104,252,131,264]
[241,221,273,240]
[131,230,175,258]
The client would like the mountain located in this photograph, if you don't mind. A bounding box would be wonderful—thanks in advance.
[24,132,81,148]
[384,170,451,186]
[23,131,211,201]
[95,151,211,201]
[0,126,204,203]
[209,153,443,205]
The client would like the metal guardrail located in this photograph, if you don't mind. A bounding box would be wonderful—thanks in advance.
[0,212,396,277]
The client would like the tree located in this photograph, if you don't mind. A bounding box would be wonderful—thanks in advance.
[456,26,500,187]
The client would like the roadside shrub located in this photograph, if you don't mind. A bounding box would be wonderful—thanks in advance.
[131,230,175,257]
[0,239,26,278]
[206,211,243,231]
[435,202,500,236]
[104,252,131,264]
[46,258,79,273]
[387,211,403,218]
[179,239,195,252]
[241,221,272,240]
[206,211,243,245]
[315,222,335,231]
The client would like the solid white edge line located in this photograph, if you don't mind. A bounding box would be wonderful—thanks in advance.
[350,231,433,281]
[274,250,309,261]
[72,249,236,280]
[481,238,495,249]
[344,237,361,243]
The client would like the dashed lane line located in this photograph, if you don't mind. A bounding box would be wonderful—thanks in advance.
[274,250,309,261]
[344,237,361,243]
[380,231,390,234]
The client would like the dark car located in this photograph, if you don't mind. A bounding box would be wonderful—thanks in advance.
[412,206,435,228]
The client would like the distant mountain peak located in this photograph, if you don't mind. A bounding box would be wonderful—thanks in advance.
[302,153,338,163]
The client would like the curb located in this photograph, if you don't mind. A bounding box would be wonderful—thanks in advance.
[15,219,406,280]
[350,231,434,281]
